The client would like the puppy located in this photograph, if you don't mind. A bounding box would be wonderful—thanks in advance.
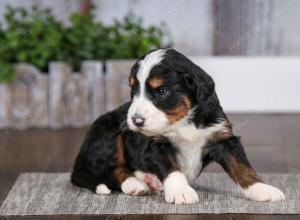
[71,48,285,204]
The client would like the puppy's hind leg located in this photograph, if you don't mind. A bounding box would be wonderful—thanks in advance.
[71,169,111,194]
[134,170,163,191]
[95,184,111,195]
[114,135,149,196]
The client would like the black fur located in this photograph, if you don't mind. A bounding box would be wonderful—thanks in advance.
[71,102,178,191]
[200,136,253,174]
[71,48,259,193]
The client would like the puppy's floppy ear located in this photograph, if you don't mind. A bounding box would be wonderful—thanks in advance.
[182,65,216,105]
[182,64,221,126]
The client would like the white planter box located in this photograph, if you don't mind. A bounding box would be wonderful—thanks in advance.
[0,61,105,129]
[105,60,135,111]
[0,57,299,129]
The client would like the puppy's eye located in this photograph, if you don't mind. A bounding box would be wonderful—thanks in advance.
[158,87,169,96]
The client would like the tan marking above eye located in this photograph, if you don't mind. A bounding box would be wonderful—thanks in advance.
[129,76,136,87]
[148,77,164,89]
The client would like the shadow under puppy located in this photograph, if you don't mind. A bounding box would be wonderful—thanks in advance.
[71,48,285,204]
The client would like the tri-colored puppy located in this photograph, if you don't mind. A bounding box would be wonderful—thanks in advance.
[71,48,285,204]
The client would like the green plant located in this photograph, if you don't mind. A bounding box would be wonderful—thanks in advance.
[0,6,172,83]
[103,14,171,59]
[61,11,108,71]
[0,23,15,82]
[0,61,14,83]
[0,6,64,81]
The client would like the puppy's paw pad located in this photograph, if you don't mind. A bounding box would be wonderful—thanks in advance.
[243,182,285,202]
[144,173,163,191]
[165,185,199,204]
[96,184,111,195]
[121,177,149,196]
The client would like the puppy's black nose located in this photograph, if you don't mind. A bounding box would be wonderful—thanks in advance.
[131,113,145,127]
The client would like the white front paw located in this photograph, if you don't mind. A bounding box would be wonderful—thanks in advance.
[242,182,285,202]
[121,177,149,196]
[165,184,199,204]
[164,171,199,204]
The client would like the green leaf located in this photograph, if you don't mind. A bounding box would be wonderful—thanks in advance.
[0,5,172,80]
[0,62,15,83]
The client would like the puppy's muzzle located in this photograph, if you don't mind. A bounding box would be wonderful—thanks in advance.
[131,113,145,127]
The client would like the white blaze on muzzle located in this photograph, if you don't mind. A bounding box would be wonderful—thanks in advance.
[127,95,169,135]
[127,49,169,136]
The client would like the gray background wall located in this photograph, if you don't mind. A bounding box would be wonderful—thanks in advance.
[0,0,300,56]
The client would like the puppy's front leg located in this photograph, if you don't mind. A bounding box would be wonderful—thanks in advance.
[205,136,285,202]
[145,142,199,204]
[164,171,199,204]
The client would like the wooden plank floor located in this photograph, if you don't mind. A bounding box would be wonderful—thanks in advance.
[0,114,300,220]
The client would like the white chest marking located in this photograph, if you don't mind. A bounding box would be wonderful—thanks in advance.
[164,117,226,183]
